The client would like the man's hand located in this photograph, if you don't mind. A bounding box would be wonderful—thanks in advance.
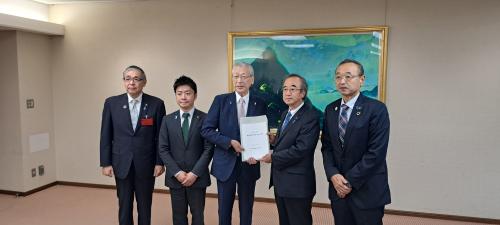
[268,132,277,144]
[153,165,165,177]
[261,153,272,163]
[181,172,198,187]
[175,171,187,183]
[230,140,244,153]
[102,166,114,177]
[245,157,258,165]
[331,174,352,198]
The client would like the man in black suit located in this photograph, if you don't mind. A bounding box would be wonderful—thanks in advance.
[100,65,166,225]
[201,62,267,225]
[158,75,213,225]
[261,74,320,225]
[321,59,391,225]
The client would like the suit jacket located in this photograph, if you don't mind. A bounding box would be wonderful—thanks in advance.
[321,94,391,209]
[100,93,166,179]
[158,109,214,189]
[270,102,320,198]
[201,92,267,182]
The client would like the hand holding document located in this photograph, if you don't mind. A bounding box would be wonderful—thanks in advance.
[239,115,270,161]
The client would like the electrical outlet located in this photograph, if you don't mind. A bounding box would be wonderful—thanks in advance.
[38,165,45,176]
[31,168,36,177]
[27,99,35,109]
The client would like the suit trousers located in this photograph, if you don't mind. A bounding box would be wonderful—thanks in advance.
[330,198,384,225]
[275,193,313,225]
[115,162,155,225]
[170,187,207,225]
[216,158,256,225]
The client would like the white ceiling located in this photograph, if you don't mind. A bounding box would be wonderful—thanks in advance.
[32,0,148,4]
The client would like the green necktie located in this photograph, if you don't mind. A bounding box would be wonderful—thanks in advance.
[182,112,190,144]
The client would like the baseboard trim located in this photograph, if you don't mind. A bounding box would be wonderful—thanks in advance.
[0,181,57,197]
[3,181,498,224]
[384,209,500,224]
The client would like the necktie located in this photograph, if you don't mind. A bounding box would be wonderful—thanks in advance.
[338,104,349,146]
[281,111,292,132]
[238,98,246,120]
[182,112,190,144]
[130,99,139,131]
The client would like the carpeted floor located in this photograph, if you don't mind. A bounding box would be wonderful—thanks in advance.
[0,185,494,225]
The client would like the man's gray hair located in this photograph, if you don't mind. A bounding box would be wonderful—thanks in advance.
[232,62,254,76]
[123,65,147,80]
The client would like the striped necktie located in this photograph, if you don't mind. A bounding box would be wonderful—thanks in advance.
[338,104,349,146]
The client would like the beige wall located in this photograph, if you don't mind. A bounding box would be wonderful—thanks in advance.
[0,30,55,192]
[0,31,23,191]
[8,0,492,219]
[17,31,56,191]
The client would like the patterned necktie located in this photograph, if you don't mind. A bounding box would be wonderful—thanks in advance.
[130,99,139,131]
[238,98,246,121]
[281,111,292,132]
[338,104,349,146]
[182,112,190,144]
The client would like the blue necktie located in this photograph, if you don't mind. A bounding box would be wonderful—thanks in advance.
[338,104,349,146]
[281,111,292,132]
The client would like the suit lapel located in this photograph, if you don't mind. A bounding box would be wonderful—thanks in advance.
[247,94,257,116]
[276,103,306,145]
[329,101,342,148]
[173,110,186,148]
[186,109,201,147]
[230,92,240,132]
[120,94,135,134]
[343,95,365,148]
[134,94,148,134]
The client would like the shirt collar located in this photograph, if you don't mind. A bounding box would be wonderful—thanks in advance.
[180,107,195,117]
[235,92,250,104]
[341,92,360,109]
[127,92,143,103]
[288,101,305,117]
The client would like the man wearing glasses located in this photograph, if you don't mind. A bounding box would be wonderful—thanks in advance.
[100,65,166,225]
[202,62,267,225]
[321,59,391,225]
[261,74,320,225]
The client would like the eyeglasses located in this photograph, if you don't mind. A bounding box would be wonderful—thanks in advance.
[232,75,251,80]
[123,77,144,83]
[335,73,361,82]
[282,87,303,93]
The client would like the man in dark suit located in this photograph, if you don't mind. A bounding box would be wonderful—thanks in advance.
[201,62,267,225]
[158,75,213,225]
[261,74,320,225]
[100,65,166,225]
[321,59,391,225]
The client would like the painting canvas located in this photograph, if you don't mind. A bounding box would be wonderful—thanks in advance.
[228,27,388,128]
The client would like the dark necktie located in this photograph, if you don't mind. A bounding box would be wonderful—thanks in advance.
[281,111,292,132]
[338,104,349,146]
[182,112,190,144]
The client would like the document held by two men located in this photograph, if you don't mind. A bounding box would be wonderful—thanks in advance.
[239,115,270,161]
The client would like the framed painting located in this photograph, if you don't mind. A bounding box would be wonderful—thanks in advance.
[228,26,388,128]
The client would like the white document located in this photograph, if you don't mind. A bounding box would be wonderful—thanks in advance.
[240,115,270,161]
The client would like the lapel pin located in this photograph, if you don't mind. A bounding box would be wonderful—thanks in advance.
[196,115,200,119]
[175,115,178,119]
[356,112,361,116]
[143,103,148,111]
[335,106,338,111]
[123,105,127,109]
[254,102,257,106]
